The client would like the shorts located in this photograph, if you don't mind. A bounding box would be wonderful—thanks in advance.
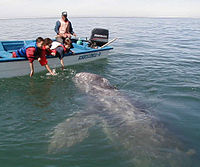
[56,36,65,44]
[56,46,65,60]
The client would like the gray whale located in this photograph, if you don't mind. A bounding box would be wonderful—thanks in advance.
[48,72,194,166]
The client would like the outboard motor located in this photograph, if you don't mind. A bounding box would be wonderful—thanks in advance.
[89,28,109,48]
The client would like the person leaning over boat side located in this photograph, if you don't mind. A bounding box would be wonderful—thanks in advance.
[54,11,76,44]
[12,37,55,77]
[38,38,56,75]
[51,38,74,70]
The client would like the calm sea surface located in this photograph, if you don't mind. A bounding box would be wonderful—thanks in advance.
[0,17,200,167]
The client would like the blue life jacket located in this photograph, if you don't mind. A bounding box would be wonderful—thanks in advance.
[16,42,37,57]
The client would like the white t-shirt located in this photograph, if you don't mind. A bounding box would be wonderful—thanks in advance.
[50,41,61,50]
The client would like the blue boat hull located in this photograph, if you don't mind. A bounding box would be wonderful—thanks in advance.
[0,40,113,78]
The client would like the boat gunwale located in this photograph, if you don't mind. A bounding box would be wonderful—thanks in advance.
[0,46,113,63]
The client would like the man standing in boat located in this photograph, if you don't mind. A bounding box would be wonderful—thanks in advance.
[54,11,76,43]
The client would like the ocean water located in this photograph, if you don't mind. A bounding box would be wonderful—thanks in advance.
[0,17,200,167]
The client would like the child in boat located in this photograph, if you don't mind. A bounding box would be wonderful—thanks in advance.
[37,38,57,75]
[51,38,74,70]
[12,37,55,77]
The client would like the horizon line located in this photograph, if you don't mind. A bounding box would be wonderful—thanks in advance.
[0,16,200,20]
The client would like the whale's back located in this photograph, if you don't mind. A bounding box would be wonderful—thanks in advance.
[74,72,115,91]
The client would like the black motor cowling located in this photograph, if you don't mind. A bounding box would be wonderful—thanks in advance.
[89,28,109,47]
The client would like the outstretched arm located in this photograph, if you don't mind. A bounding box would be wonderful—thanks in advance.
[29,62,34,77]
[45,64,55,76]
[26,48,36,77]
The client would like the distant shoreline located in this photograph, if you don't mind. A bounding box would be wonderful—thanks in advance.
[0,16,200,20]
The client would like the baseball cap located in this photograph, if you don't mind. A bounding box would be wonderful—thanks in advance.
[62,11,67,17]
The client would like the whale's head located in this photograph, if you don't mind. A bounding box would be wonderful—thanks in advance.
[73,72,115,94]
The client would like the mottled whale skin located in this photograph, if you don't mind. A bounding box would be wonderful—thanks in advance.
[48,72,194,167]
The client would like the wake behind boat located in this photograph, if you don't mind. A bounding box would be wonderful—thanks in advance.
[0,28,114,78]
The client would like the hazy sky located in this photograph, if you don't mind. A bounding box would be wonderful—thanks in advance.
[0,0,200,18]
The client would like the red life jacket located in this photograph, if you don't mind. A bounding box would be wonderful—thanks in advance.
[59,44,67,52]
[51,44,66,54]
[16,42,37,57]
